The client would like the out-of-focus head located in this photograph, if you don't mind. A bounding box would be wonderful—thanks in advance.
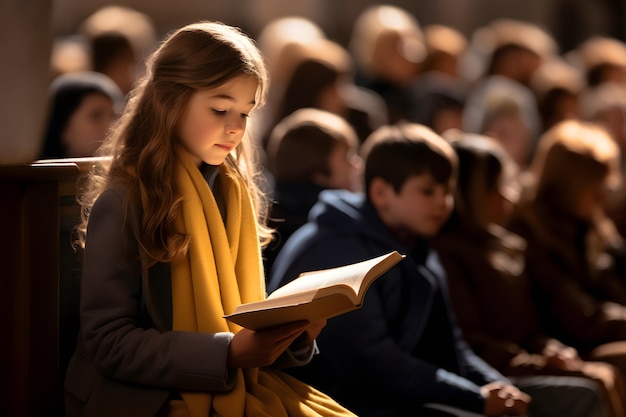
[49,36,91,80]
[79,5,157,93]
[267,108,361,191]
[349,4,425,84]
[422,24,468,77]
[467,18,557,85]
[272,38,353,122]
[530,57,585,131]
[579,82,626,151]
[443,129,520,226]
[42,71,123,158]
[257,16,325,71]
[567,36,626,87]
[530,119,621,220]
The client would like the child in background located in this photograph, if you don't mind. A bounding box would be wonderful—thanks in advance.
[433,131,622,417]
[261,36,386,147]
[349,5,425,124]
[78,5,158,95]
[263,107,362,275]
[41,71,123,158]
[508,120,626,396]
[64,21,356,417]
[269,122,604,417]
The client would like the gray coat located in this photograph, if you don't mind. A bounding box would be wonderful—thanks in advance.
[65,183,311,417]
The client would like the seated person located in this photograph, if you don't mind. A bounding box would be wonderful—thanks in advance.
[433,131,623,417]
[40,71,123,159]
[269,122,605,417]
[263,108,362,275]
[508,119,626,392]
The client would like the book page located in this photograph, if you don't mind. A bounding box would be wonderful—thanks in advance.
[225,251,404,329]
[268,253,396,300]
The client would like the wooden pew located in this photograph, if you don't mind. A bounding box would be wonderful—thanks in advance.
[0,158,98,417]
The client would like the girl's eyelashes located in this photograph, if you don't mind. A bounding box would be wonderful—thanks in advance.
[211,109,251,119]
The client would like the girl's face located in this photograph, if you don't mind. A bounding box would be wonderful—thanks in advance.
[376,173,454,237]
[178,75,258,166]
[62,93,116,157]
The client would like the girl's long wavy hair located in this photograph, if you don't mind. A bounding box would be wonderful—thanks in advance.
[75,21,272,264]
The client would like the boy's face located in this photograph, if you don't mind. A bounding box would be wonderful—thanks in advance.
[315,142,363,192]
[374,173,454,237]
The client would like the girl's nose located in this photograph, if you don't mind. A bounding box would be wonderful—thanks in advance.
[226,116,245,134]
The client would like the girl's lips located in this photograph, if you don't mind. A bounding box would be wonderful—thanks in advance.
[216,143,234,151]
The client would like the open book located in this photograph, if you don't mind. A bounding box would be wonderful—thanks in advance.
[224,251,404,330]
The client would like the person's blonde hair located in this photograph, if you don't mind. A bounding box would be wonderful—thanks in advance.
[75,21,271,264]
[349,5,425,79]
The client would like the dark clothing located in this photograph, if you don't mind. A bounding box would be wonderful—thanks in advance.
[65,174,309,417]
[508,201,626,355]
[64,185,236,417]
[342,84,388,144]
[263,182,327,277]
[433,221,626,417]
[432,222,550,372]
[269,190,506,417]
[355,74,414,125]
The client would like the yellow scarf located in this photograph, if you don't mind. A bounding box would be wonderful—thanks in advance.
[170,151,356,417]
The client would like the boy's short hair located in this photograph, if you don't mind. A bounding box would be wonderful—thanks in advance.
[361,122,457,195]
[266,108,359,183]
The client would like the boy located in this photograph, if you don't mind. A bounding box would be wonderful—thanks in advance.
[268,123,606,417]
[263,108,362,274]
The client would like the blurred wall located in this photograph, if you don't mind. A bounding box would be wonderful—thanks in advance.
[51,0,625,51]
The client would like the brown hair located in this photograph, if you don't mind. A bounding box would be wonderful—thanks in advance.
[361,122,457,197]
[444,131,519,227]
[530,119,621,215]
[76,21,270,264]
[266,108,358,183]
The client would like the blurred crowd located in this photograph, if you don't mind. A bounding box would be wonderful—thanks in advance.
[41,4,626,416]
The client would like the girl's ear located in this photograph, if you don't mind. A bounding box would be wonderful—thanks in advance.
[369,177,393,210]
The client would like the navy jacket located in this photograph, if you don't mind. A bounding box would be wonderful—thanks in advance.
[268,190,507,417]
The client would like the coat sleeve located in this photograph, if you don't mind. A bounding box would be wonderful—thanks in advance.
[435,247,524,370]
[525,241,626,347]
[425,252,510,389]
[78,187,236,392]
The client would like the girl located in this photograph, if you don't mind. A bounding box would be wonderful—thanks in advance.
[64,21,355,417]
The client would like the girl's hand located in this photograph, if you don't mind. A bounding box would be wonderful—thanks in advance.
[290,319,327,350]
[227,321,309,368]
